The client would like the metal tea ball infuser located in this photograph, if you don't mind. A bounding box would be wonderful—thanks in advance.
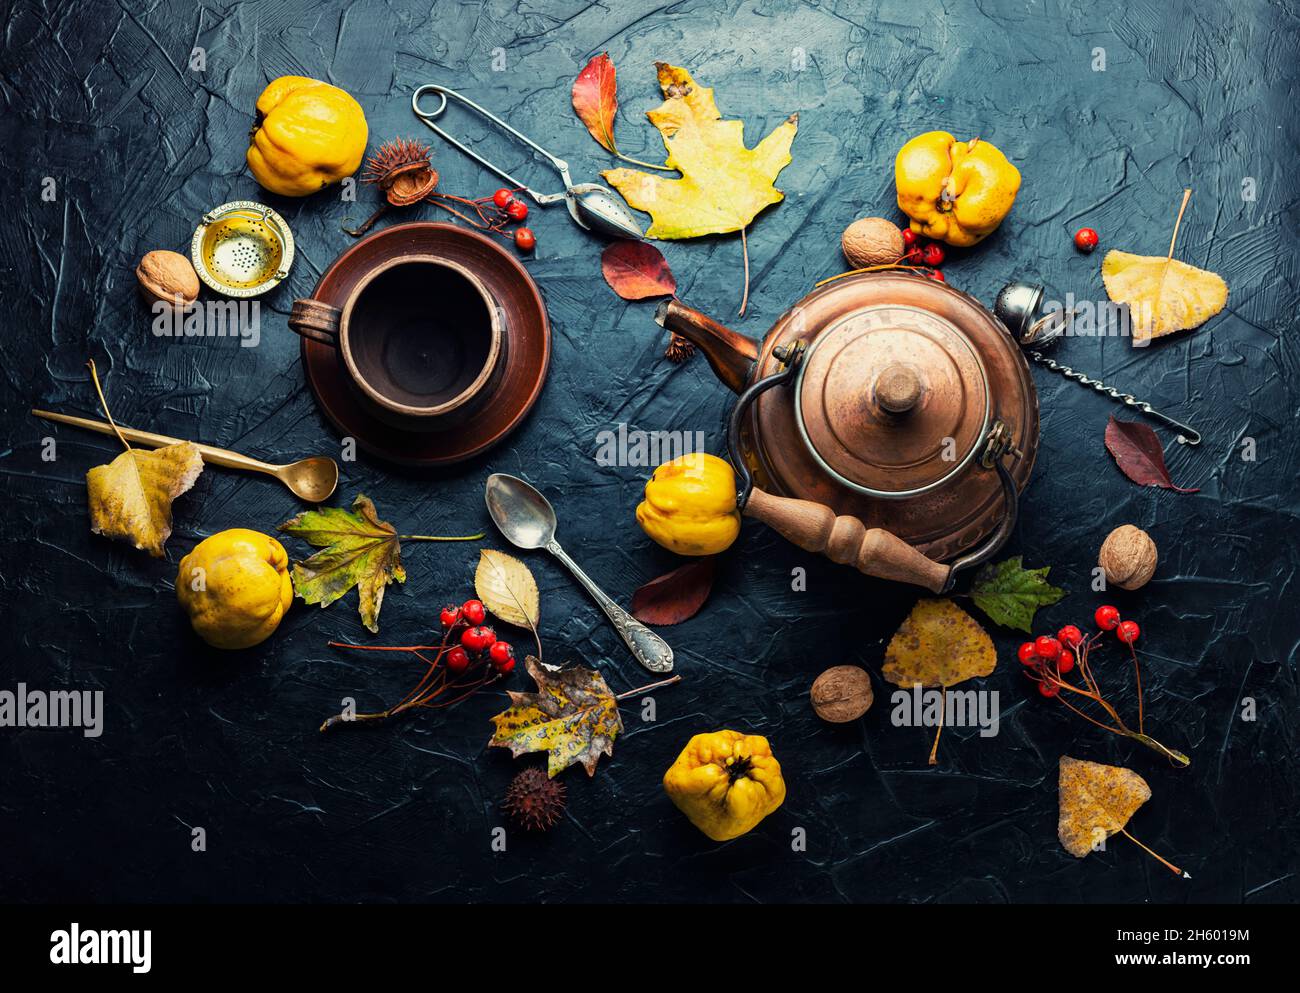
[412,84,645,241]
[994,280,1201,446]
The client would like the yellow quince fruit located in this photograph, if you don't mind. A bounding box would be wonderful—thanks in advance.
[636,453,741,556]
[663,730,786,841]
[177,529,294,649]
[895,131,1020,247]
[247,76,368,197]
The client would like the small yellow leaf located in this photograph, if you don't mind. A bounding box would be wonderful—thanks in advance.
[1101,250,1228,343]
[602,63,797,240]
[1058,755,1151,858]
[882,598,996,688]
[475,549,539,630]
[86,442,203,557]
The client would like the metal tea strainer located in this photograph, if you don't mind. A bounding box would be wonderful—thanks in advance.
[994,280,1201,445]
[411,84,644,241]
[191,201,294,297]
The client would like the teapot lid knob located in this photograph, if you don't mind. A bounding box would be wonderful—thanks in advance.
[873,363,923,414]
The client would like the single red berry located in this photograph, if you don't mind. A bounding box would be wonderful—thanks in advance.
[1095,605,1121,631]
[439,604,462,629]
[514,227,536,252]
[1117,620,1141,644]
[1074,227,1099,252]
[492,188,515,208]
[488,640,515,666]
[1057,650,1075,674]
[445,646,470,674]
[1058,625,1083,648]
[1035,636,1061,660]
[1017,642,1038,665]
[505,199,529,221]
[461,599,486,626]
[461,625,496,652]
[928,269,945,282]
[494,654,516,675]
[902,228,919,248]
[920,243,945,266]
[1038,680,1059,698]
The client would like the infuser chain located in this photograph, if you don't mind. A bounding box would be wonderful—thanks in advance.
[1023,309,1202,446]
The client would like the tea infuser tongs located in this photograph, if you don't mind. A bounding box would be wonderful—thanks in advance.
[994,280,1202,446]
[411,84,644,241]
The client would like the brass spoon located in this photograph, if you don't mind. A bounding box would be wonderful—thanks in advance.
[31,409,339,503]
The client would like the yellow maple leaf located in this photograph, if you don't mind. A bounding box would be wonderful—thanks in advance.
[87,442,203,557]
[1102,250,1227,343]
[603,63,797,239]
[1057,755,1150,858]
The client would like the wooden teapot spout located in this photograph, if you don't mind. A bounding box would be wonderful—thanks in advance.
[655,298,759,394]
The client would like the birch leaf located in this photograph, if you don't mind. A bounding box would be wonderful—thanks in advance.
[474,549,540,630]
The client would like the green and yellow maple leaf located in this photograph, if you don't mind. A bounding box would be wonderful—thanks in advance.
[279,494,406,634]
[603,63,797,239]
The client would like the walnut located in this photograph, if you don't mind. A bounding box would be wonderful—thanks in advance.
[841,217,904,269]
[136,250,200,308]
[810,665,873,723]
[1099,525,1158,590]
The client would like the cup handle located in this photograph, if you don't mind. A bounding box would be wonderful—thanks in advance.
[289,299,340,347]
[744,488,953,593]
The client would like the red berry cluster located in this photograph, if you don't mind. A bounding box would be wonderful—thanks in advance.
[901,228,946,282]
[488,189,536,252]
[440,598,516,675]
[1011,604,1187,766]
[1094,603,1140,644]
[1017,625,1084,697]
[1021,604,1143,700]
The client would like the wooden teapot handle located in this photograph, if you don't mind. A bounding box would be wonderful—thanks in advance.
[745,488,952,593]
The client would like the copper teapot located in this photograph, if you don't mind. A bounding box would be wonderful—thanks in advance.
[656,273,1039,593]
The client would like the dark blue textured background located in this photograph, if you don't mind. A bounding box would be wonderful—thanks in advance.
[2,0,1297,903]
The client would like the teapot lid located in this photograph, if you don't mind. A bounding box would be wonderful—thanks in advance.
[794,304,990,498]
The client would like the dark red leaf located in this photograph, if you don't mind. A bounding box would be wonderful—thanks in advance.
[600,240,677,300]
[572,52,619,154]
[631,556,715,625]
[1104,416,1199,492]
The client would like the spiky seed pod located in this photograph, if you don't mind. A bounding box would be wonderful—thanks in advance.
[362,138,439,206]
[502,767,566,831]
[664,333,696,364]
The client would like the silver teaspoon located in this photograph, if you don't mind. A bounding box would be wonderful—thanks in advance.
[484,473,673,673]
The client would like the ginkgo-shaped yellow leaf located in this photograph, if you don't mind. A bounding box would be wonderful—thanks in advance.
[1102,250,1228,343]
[87,442,204,558]
[1058,755,1151,858]
[603,63,797,239]
[882,598,997,688]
